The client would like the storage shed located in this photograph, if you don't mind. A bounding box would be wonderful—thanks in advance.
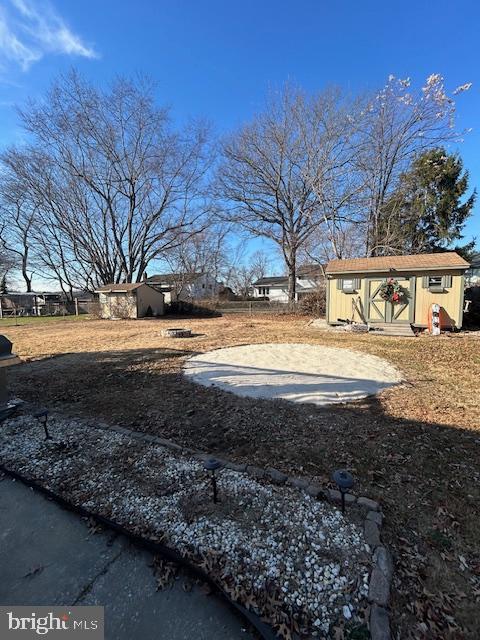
[96,283,165,319]
[326,252,470,329]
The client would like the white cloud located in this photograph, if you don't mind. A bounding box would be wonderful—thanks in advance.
[0,0,97,72]
[0,10,41,70]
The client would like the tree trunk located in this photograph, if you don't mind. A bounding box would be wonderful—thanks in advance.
[286,248,297,303]
[21,249,32,292]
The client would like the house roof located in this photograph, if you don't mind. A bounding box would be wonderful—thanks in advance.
[326,252,470,274]
[297,264,326,277]
[253,276,289,287]
[254,265,325,287]
[147,273,202,285]
[95,283,145,293]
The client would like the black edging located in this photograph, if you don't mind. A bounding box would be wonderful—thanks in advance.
[0,464,278,640]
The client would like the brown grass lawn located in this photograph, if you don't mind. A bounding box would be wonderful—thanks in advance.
[3,314,480,639]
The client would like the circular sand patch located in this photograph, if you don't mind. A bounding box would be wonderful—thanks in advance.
[183,343,402,406]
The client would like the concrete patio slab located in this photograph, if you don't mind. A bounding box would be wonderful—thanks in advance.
[0,475,253,640]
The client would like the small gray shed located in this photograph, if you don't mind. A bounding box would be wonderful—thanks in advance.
[96,283,165,319]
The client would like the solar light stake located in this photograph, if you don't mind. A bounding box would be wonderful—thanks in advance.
[212,472,217,504]
[332,469,354,514]
[34,410,51,440]
[203,458,222,504]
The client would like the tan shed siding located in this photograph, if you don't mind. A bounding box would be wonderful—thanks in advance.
[100,292,137,319]
[458,274,466,328]
[136,285,165,317]
[328,269,466,327]
[327,275,367,323]
[414,271,464,327]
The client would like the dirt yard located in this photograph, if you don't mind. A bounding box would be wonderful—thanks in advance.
[3,314,480,639]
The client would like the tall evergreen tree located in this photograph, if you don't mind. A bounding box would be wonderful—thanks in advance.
[0,274,8,294]
[380,149,476,256]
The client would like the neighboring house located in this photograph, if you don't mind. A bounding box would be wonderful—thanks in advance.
[465,253,480,286]
[252,276,290,302]
[146,273,221,304]
[96,283,164,319]
[0,292,71,316]
[325,252,470,329]
[252,264,325,303]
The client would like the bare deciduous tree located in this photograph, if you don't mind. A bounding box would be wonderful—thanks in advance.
[300,222,366,271]
[163,224,231,298]
[227,249,270,298]
[3,71,214,293]
[217,86,369,300]
[249,249,270,281]
[218,87,325,302]
[0,164,38,291]
[355,74,471,256]
[2,72,471,298]
[298,88,365,263]
[0,223,17,284]
[1,146,96,297]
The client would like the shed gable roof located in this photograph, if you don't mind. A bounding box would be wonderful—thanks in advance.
[326,252,469,274]
[96,283,145,293]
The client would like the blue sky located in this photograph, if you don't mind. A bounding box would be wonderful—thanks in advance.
[0,0,479,252]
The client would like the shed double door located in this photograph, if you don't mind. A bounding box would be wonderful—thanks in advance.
[366,277,415,324]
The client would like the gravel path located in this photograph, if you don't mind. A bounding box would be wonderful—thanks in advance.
[183,344,402,406]
[0,414,372,637]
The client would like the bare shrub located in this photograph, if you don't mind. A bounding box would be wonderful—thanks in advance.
[86,301,102,318]
[166,299,220,317]
[298,287,326,317]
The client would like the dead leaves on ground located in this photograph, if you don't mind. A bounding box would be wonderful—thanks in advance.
[85,516,104,535]
[150,555,178,591]
[7,316,480,637]
[394,534,478,639]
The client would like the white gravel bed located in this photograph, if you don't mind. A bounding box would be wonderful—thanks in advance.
[0,415,372,637]
[183,343,402,406]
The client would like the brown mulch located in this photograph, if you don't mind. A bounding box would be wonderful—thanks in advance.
[4,314,480,639]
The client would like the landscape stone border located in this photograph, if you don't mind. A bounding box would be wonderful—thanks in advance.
[95,421,393,640]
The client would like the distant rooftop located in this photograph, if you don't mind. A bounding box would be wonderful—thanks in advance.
[253,276,289,287]
[147,273,202,285]
[297,263,326,277]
